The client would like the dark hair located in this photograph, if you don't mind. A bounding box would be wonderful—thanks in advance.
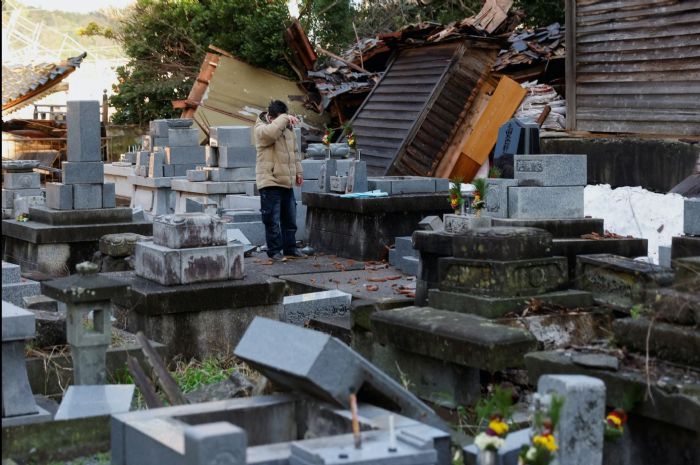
[268,100,288,118]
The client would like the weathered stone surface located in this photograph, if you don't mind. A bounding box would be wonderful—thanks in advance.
[443,214,492,233]
[613,317,700,367]
[2,279,41,307]
[571,353,619,371]
[54,384,134,420]
[282,289,352,326]
[514,154,587,186]
[2,300,35,341]
[484,178,518,218]
[206,167,256,182]
[439,256,568,297]
[4,171,41,190]
[148,150,165,178]
[149,119,169,138]
[492,218,605,238]
[428,289,594,318]
[45,182,73,210]
[234,316,448,431]
[575,254,675,310]
[417,216,443,231]
[2,159,41,172]
[2,261,22,285]
[553,237,649,281]
[72,183,103,210]
[217,146,257,168]
[99,233,147,258]
[646,288,699,325]
[209,126,251,147]
[185,371,254,403]
[371,306,538,370]
[102,182,116,208]
[684,198,700,235]
[165,146,206,165]
[67,100,101,163]
[62,161,104,184]
[41,266,130,304]
[508,186,584,219]
[152,213,226,249]
[28,308,66,347]
[538,374,605,465]
[187,169,208,182]
[167,128,199,147]
[451,226,553,260]
[671,235,700,261]
[28,206,133,225]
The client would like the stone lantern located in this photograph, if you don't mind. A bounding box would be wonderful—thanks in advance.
[41,261,130,385]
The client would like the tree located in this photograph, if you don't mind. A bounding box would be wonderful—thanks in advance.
[84,0,294,125]
[515,0,565,26]
[298,0,356,54]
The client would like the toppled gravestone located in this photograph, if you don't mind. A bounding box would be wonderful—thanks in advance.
[234,317,449,432]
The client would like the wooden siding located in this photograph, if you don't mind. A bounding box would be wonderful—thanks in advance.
[351,43,460,176]
[567,0,700,136]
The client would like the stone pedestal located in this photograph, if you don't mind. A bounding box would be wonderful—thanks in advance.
[104,163,136,199]
[304,192,452,260]
[129,175,180,220]
[2,160,44,219]
[41,262,130,385]
[2,301,52,427]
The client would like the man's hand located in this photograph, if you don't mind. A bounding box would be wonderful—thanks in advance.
[296,174,304,186]
[288,115,300,126]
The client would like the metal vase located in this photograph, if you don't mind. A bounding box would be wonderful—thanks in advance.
[478,449,498,465]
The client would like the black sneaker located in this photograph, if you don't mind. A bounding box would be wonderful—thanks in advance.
[269,252,287,262]
[284,248,307,258]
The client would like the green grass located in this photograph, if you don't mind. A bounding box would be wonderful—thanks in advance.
[170,355,238,394]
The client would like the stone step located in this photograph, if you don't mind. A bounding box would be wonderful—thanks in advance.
[388,248,399,266]
[394,236,417,258]
[428,289,594,319]
[452,226,553,260]
[646,288,700,325]
[671,236,700,261]
[282,289,352,326]
[576,254,675,310]
[28,206,133,226]
[554,237,649,281]
[492,217,604,238]
[370,306,537,371]
[674,256,700,291]
[306,315,352,345]
[2,280,41,307]
[398,256,419,276]
[613,317,700,368]
[2,261,21,285]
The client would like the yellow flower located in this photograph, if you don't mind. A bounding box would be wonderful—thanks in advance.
[488,419,509,437]
[606,414,622,428]
[533,433,558,452]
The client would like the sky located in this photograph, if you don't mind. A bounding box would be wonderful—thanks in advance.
[15,0,135,13]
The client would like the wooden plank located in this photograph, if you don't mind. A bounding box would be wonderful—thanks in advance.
[357,110,420,121]
[367,94,430,103]
[577,94,700,110]
[136,331,187,406]
[577,108,700,122]
[378,76,446,86]
[577,45,700,63]
[578,57,700,73]
[576,81,700,94]
[577,70,700,82]
[567,0,577,130]
[577,119,700,135]
[577,34,700,53]
[353,119,414,131]
[126,355,163,409]
[577,0,679,14]
[577,25,699,43]
[447,76,526,180]
[577,1,699,25]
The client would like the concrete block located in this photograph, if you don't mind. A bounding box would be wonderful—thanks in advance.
[345,160,368,194]
[282,289,352,325]
[392,177,436,195]
[508,186,584,219]
[223,195,261,210]
[435,178,449,192]
[134,165,149,177]
[206,167,256,182]
[2,279,41,309]
[2,300,35,341]
[72,184,103,210]
[538,375,605,465]
[187,169,208,182]
[418,216,443,231]
[209,126,252,147]
[301,159,325,179]
[514,154,587,187]
[684,198,700,236]
[134,242,182,285]
[228,221,266,246]
[221,210,261,222]
[184,422,246,465]
[484,178,518,218]
[2,189,14,209]
[245,182,259,196]
[62,161,104,184]
[13,194,45,217]
[163,164,175,177]
[658,245,672,268]
[148,150,165,178]
[152,137,169,148]
[67,100,101,162]
[399,256,419,276]
[226,228,252,247]
[234,317,448,432]
[103,182,116,208]
[173,164,200,177]
[152,213,227,249]
[121,152,137,164]
[205,146,218,167]
[2,261,22,285]
[218,146,257,168]
[165,146,206,165]
[179,246,229,284]
[45,182,73,210]
[54,385,135,420]
[167,128,199,147]
[3,172,41,189]
[149,119,169,138]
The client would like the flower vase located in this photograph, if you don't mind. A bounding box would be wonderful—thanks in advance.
[475,209,481,218]
[478,449,498,465]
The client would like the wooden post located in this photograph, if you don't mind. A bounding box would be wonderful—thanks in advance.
[565,0,576,131]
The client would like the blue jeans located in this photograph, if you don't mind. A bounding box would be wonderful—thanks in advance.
[260,186,297,256]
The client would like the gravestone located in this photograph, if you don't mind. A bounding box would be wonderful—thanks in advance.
[2,261,41,306]
[41,261,129,385]
[2,159,44,218]
[54,384,134,420]
[2,301,52,426]
[282,290,352,326]
[443,214,492,233]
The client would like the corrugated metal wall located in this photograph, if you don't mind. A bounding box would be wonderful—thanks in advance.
[351,43,460,176]
[567,0,700,136]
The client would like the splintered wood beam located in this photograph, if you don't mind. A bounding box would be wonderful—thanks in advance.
[136,331,187,406]
[126,355,164,409]
[316,46,368,74]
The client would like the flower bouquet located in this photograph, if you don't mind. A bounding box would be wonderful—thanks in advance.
[471,177,486,217]
[474,415,509,464]
[449,177,464,214]
[322,126,334,158]
[604,408,628,440]
[518,395,563,465]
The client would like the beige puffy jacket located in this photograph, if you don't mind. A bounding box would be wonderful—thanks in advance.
[254,112,302,190]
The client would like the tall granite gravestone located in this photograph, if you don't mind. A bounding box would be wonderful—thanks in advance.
[2,101,151,276]
[41,261,130,385]
[2,301,52,426]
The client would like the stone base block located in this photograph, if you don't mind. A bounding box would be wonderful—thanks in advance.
[514,154,587,186]
[152,212,226,249]
[45,182,73,210]
[13,194,45,217]
[428,289,594,318]
[613,317,700,367]
[1,405,52,427]
[508,186,584,219]
[282,289,351,325]
[483,178,518,218]
[672,235,700,261]
[187,170,208,182]
[62,161,104,184]
[103,183,116,208]
[165,146,206,165]
[2,280,41,306]
[134,242,245,286]
[209,126,251,148]
[492,217,605,238]
[451,226,553,260]
[205,167,256,182]
[2,261,22,285]
[443,214,492,233]
[217,146,257,168]
[167,128,199,147]
[28,206,133,225]
[438,256,569,297]
[4,171,41,190]
[73,184,103,209]
[684,198,700,236]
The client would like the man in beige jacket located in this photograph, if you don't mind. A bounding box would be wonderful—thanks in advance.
[254,100,305,261]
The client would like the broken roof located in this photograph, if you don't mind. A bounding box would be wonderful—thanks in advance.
[2,52,87,116]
